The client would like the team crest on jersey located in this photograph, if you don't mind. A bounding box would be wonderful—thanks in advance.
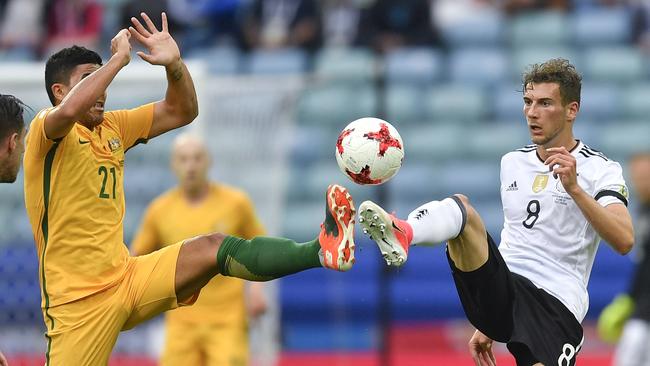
[108,138,122,152]
[532,174,549,193]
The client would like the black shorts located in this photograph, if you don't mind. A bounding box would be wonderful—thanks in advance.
[447,233,584,366]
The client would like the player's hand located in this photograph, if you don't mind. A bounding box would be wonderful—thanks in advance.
[469,329,497,366]
[545,146,579,195]
[0,350,9,366]
[247,283,268,320]
[129,12,181,67]
[110,29,132,67]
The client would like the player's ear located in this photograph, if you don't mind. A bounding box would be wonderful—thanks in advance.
[566,101,579,122]
[51,83,67,105]
[8,132,18,151]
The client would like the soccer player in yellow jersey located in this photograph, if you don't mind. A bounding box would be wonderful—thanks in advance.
[0,94,26,184]
[132,134,268,366]
[22,12,356,365]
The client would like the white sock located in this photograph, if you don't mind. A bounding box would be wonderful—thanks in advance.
[406,197,466,246]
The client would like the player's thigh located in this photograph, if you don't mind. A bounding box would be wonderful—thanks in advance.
[202,324,249,366]
[447,194,489,272]
[123,243,198,330]
[174,232,226,301]
[47,287,126,365]
[160,321,202,366]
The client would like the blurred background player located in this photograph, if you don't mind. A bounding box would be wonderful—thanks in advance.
[0,93,25,366]
[0,94,26,184]
[358,59,634,366]
[22,10,355,364]
[132,133,268,366]
[598,152,650,366]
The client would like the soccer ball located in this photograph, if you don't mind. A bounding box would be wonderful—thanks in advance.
[335,117,404,185]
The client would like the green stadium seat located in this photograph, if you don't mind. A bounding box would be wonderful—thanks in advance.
[386,84,426,124]
[511,47,579,81]
[583,47,645,83]
[621,83,650,119]
[572,7,631,46]
[385,47,443,84]
[315,48,376,83]
[297,83,377,124]
[509,12,570,47]
[424,84,488,123]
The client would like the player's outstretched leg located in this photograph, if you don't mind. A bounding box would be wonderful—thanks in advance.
[359,195,487,270]
[174,184,355,301]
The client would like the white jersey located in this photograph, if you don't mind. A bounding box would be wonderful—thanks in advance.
[499,141,628,322]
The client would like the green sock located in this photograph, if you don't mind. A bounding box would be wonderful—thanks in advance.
[216,236,323,281]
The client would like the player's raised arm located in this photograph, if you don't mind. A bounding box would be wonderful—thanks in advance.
[44,30,132,140]
[545,146,634,254]
[129,12,198,140]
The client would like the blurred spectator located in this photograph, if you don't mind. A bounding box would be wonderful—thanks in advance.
[44,0,102,56]
[167,0,244,51]
[321,0,364,48]
[500,0,569,14]
[240,0,322,52]
[0,0,44,59]
[433,0,498,30]
[357,0,439,53]
[632,1,650,52]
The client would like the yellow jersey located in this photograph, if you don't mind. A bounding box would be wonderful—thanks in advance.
[131,183,265,325]
[23,104,153,313]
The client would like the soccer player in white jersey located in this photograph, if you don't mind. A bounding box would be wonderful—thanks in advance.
[358,58,634,366]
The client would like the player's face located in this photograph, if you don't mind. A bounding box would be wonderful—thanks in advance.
[0,127,26,183]
[523,82,576,147]
[172,143,210,189]
[61,63,106,129]
[630,155,650,203]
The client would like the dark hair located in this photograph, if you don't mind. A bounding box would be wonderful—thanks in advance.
[45,45,103,106]
[522,58,582,106]
[0,94,26,140]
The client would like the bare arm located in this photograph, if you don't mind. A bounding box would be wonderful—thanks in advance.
[546,147,634,254]
[44,30,131,140]
[129,12,198,140]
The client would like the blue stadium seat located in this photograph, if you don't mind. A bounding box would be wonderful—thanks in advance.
[600,123,650,159]
[509,11,570,46]
[315,48,376,82]
[466,124,530,159]
[245,49,307,74]
[424,84,488,122]
[494,84,525,120]
[572,7,631,46]
[385,47,443,84]
[620,83,650,120]
[436,161,500,200]
[297,83,377,124]
[511,47,580,80]
[579,83,621,121]
[289,126,337,167]
[582,46,645,83]
[440,10,504,46]
[186,46,240,74]
[449,48,509,85]
[399,124,464,162]
[390,163,440,201]
[386,84,426,124]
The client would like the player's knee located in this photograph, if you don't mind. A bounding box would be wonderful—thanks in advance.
[452,194,481,228]
[194,232,227,254]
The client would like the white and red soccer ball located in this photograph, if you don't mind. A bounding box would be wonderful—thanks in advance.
[335,117,404,185]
